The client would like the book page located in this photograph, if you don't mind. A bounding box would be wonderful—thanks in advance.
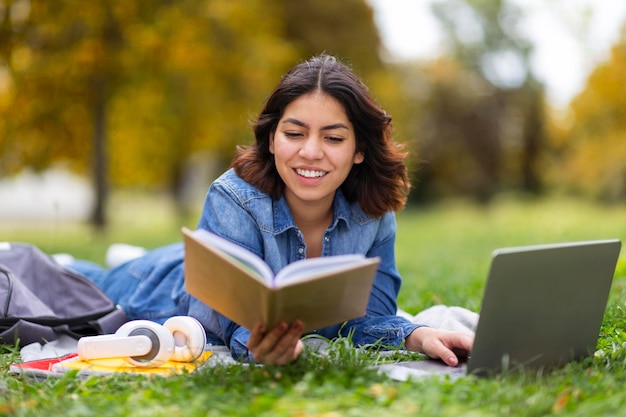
[267,257,380,331]
[190,228,274,282]
[274,254,368,286]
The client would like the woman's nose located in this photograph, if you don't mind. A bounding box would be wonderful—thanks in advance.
[298,136,324,159]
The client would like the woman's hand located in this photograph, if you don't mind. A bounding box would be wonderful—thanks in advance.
[246,320,305,365]
[405,326,474,367]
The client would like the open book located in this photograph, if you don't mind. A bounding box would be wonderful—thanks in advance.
[182,227,380,333]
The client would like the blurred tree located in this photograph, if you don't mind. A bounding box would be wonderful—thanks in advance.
[404,0,546,203]
[554,36,626,201]
[0,0,390,227]
[0,0,125,226]
[0,0,297,227]
[280,0,383,75]
[106,0,297,216]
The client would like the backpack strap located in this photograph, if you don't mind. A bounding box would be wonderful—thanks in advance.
[0,265,12,318]
[88,307,129,335]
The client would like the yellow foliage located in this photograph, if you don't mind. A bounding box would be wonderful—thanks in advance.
[0,0,390,198]
[0,0,299,185]
[555,39,626,200]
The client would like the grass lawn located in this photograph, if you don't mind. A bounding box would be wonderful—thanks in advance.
[1,196,625,416]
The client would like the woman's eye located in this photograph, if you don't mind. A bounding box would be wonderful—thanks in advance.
[284,131,303,138]
[326,136,344,143]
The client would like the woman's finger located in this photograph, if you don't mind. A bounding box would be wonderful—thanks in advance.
[246,322,267,350]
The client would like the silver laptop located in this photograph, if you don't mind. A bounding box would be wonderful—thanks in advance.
[379,239,622,379]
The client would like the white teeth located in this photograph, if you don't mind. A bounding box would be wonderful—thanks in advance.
[296,168,327,178]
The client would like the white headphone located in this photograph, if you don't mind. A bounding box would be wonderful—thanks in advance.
[77,316,207,367]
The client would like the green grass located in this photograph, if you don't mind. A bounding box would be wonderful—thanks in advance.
[1,196,626,416]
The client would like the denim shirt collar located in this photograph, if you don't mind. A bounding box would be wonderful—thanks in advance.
[271,188,371,236]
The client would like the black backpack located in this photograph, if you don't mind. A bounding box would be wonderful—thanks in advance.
[0,243,128,347]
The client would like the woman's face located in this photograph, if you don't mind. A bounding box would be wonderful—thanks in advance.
[270,92,364,212]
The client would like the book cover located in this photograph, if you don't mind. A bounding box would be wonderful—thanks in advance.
[182,227,380,333]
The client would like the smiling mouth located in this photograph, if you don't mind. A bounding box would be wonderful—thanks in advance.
[295,168,327,178]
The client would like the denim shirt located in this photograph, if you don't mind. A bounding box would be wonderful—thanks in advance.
[72,168,421,361]
[192,168,421,359]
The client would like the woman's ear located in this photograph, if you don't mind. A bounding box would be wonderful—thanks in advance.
[354,152,364,164]
[269,132,275,154]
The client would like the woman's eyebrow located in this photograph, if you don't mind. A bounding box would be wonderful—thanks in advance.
[282,118,308,128]
[321,123,350,131]
[281,118,349,131]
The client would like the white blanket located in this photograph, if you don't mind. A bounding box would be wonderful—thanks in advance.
[397,305,478,335]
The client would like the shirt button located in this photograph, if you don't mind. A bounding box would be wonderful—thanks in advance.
[298,247,304,254]
[324,236,330,242]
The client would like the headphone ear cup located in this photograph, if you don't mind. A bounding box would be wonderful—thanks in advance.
[118,320,175,367]
[163,316,206,362]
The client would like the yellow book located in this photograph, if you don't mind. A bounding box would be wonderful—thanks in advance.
[182,227,380,333]
[52,351,213,377]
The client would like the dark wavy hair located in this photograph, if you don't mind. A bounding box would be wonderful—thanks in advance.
[231,54,410,218]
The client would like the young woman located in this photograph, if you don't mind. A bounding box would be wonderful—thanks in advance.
[70,54,473,365]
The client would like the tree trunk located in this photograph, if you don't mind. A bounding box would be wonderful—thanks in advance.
[521,89,543,194]
[91,75,108,229]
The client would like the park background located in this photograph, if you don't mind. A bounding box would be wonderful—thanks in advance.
[0,0,625,231]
